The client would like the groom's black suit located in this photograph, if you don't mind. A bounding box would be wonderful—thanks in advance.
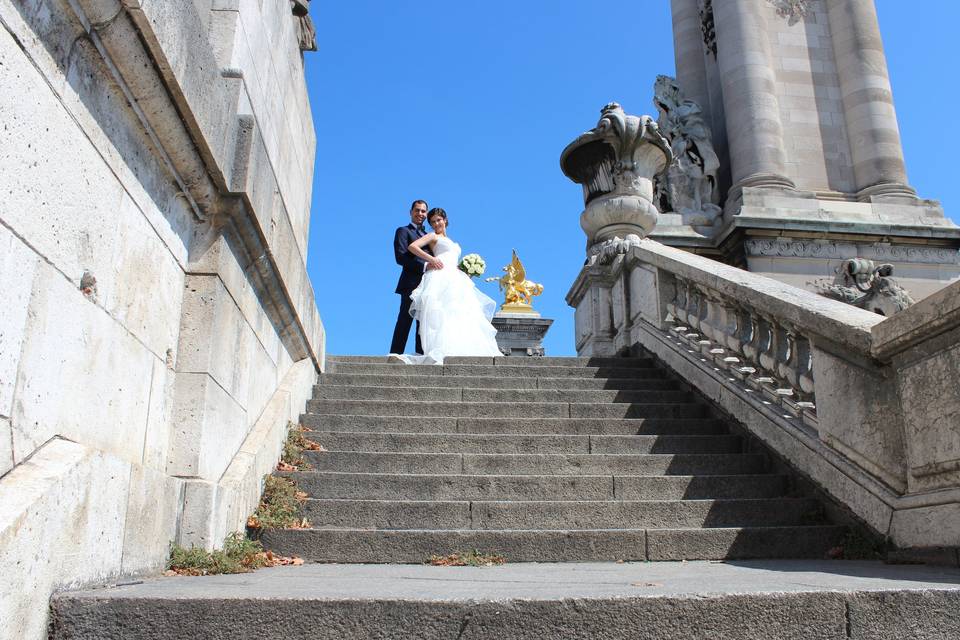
[390,223,431,354]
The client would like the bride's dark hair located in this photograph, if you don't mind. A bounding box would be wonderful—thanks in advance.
[427,207,448,229]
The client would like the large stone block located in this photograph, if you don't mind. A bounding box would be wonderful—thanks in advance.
[0,225,39,418]
[0,439,129,640]
[0,0,76,96]
[812,348,907,492]
[12,261,156,466]
[103,193,186,358]
[889,501,960,549]
[119,464,184,574]
[142,356,174,472]
[896,342,960,493]
[179,477,218,548]
[0,417,11,478]
[0,23,124,285]
[176,273,244,398]
[168,371,247,480]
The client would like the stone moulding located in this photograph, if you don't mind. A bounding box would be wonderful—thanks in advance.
[745,239,960,265]
[566,238,960,548]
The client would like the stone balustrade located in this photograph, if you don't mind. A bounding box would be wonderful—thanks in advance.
[567,238,960,550]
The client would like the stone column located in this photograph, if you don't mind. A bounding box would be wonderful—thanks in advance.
[827,0,914,200]
[671,0,711,116]
[714,0,794,191]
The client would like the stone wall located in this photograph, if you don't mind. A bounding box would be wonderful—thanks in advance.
[0,1,323,638]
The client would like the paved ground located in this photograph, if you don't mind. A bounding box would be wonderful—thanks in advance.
[66,559,960,601]
[51,561,960,639]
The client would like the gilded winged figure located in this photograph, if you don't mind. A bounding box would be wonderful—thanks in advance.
[487,250,544,308]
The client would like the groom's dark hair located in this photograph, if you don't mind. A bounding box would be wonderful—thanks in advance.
[410,199,427,212]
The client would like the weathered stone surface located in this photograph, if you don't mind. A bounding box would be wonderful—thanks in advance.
[812,348,907,491]
[120,466,184,574]
[889,502,960,550]
[50,561,960,639]
[168,371,247,479]
[0,417,12,478]
[12,261,156,466]
[0,225,38,419]
[0,439,129,640]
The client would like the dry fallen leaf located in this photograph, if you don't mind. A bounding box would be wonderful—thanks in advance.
[276,461,298,472]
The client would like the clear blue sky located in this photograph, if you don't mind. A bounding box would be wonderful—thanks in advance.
[303,0,959,357]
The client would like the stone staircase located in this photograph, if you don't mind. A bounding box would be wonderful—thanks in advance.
[259,354,845,563]
[50,354,960,640]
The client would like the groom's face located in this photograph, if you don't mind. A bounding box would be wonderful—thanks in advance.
[410,203,427,226]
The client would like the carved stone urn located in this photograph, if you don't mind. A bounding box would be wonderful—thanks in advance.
[560,103,672,257]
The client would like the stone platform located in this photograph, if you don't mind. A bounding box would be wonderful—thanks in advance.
[50,560,960,639]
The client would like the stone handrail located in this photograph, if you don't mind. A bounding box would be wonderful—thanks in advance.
[566,238,960,549]
[635,241,882,426]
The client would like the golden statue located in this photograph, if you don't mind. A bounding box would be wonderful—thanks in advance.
[486,250,544,314]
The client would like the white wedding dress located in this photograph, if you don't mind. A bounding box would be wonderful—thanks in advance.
[393,236,501,364]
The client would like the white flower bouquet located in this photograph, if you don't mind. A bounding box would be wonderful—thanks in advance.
[458,253,486,278]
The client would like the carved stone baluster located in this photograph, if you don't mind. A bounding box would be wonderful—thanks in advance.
[674,278,689,327]
[685,286,703,342]
[796,335,815,401]
[730,307,758,379]
[770,323,798,405]
[752,316,779,394]
[698,291,722,356]
[664,275,680,324]
[689,287,712,353]
[714,299,742,369]
[791,333,816,423]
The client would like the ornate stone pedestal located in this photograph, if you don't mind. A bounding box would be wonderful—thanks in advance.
[492,312,553,357]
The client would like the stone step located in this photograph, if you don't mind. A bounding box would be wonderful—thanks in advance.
[256,525,847,563]
[290,472,789,501]
[301,452,766,475]
[300,415,728,435]
[52,561,960,640]
[328,362,667,378]
[311,385,693,404]
[329,355,657,368]
[304,431,742,454]
[299,498,820,530]
[318,373,680,390]
[304,400,709,419]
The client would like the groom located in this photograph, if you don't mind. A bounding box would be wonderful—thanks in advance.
[390,199,432,354]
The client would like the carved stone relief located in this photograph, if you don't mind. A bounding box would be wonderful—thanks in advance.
[292,0,317,52]
[767,0,810,26]
[745,240,960,265]
[698,0,717,58]
[652,75,721,226]
[813,258,914,316]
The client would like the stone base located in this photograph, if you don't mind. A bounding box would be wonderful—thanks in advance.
[714,187,960,300]
[491,313,553,357]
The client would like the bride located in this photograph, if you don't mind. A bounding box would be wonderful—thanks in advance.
[390,207,501,364]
